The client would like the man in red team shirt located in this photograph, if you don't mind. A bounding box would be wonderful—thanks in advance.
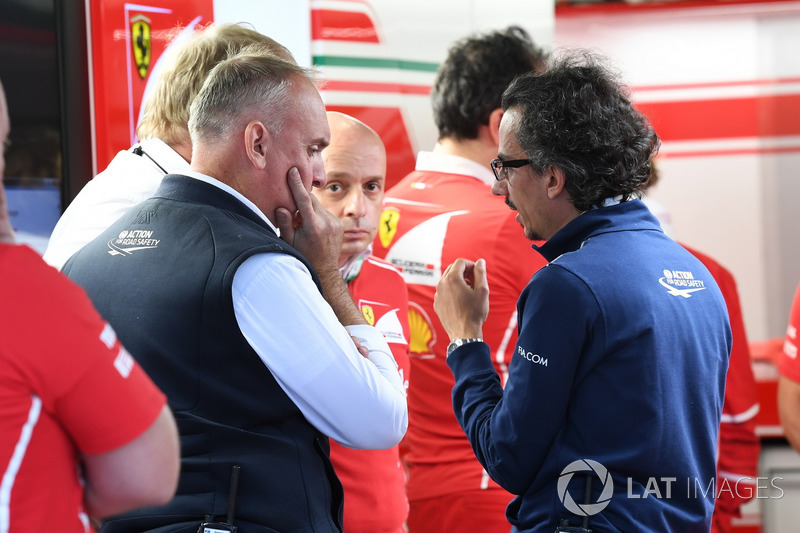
[683,246,761,533]
[313,111,411,533]
[643,168,760,532]
[0,79,180,532]
[779,283,800,453]
[371,27,548,533]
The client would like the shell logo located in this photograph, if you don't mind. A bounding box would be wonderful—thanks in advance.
[408,303,436,357]
[379,208,400,249]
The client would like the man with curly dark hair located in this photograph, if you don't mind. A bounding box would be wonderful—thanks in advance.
[434,51,732,532]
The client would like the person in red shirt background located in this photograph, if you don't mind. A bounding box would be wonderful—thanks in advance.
[644,166,760,533]
[313,111,411,533]
[778,283,800,453]
[372,26,548,533]
[0,78,180,532]
[683,245,761,533]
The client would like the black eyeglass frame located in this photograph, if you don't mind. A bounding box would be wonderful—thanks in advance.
[490,158,533,181]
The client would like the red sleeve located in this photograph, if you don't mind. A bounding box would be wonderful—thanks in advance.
[683,245,760,531]
[56,329,167,455]
[779,283,800,383]
[3,245,166,455]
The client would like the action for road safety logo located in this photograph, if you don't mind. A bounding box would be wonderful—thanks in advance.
[108,229,160,256]
[658,269,707,298]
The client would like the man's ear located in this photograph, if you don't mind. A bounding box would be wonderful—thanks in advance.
[488,108,504,147]
[245,120,270,170]
[546,165,568,199]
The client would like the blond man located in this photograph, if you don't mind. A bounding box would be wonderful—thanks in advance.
[44,23,292,269]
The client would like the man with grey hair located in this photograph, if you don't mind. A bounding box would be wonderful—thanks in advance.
[63,52,407,533]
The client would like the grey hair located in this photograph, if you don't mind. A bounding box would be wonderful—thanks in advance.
[502,49,659,211]
[188,51,313,143]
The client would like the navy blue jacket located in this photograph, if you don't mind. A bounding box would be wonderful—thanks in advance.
[447,200,731,532]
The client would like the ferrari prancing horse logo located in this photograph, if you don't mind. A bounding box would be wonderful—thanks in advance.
[361,305,375,326]
[379,208,400,248]
[131,14,152,79]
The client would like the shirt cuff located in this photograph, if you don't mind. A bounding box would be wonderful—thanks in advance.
[346,324,397,367]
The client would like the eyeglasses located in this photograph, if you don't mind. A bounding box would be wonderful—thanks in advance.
[490,158,532,181]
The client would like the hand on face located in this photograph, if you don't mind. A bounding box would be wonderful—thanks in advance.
[434,258,489,340]
[275,167,343,274]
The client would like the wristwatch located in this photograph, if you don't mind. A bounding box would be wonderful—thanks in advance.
[446,337,484,357]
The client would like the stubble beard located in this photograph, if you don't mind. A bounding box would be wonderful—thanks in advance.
[506,196,542,241]
[524,227,543,241]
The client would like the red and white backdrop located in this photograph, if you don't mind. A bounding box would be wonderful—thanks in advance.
[556,0,800,345]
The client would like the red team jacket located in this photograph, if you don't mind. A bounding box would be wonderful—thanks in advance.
[780,283,800,383]
[0,245,166,533]
[684,245,760,533]
[372,166,547,502]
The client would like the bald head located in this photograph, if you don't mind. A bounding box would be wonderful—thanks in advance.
[314,112,386,266]
[326,111,383,151]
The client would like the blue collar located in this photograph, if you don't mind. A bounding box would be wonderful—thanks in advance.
[533,199,662,263]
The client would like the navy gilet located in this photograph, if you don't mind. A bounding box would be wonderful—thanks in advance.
[63,174,344,533]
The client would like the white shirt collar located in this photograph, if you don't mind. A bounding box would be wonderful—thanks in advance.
[181,170,278,233]
[415,151,496,187]
[136,138,191,174]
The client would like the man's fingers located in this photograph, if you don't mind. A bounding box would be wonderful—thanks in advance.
[351,335,369,358]
[473,258,488,294]
[286,167,312,217]
[447,258,466,279]
[275,207,295,242]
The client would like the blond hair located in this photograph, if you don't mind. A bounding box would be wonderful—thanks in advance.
[136,22,295,147]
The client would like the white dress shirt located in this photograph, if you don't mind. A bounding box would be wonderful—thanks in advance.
[185,170,408,450]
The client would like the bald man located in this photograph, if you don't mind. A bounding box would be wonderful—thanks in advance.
[314,112,411,533]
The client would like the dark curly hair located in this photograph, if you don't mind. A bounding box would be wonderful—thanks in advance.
[502,50,660,212]
[431,26,547,141]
